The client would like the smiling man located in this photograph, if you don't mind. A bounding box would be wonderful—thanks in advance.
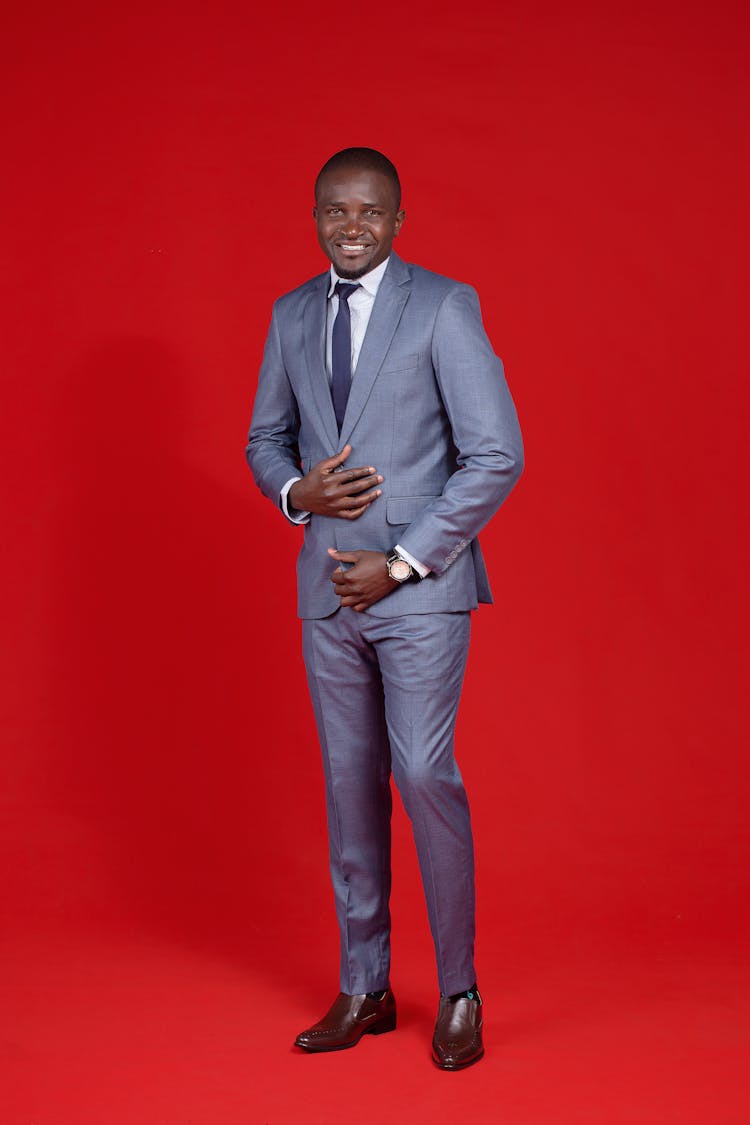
[246,147,523,1070]
[314,160,404,280]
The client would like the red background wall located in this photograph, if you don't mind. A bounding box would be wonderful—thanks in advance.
[2,1,748,1121]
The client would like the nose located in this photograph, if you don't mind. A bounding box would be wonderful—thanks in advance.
[340,215,363,238]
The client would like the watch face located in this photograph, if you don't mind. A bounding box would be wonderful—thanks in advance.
[390,558,412,582]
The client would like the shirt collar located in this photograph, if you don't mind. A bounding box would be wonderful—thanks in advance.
[327,255,390,299]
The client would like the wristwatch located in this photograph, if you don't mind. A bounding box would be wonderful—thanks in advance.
[386,549,417,583]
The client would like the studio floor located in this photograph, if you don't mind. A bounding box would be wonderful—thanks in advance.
[4,924,746,1124]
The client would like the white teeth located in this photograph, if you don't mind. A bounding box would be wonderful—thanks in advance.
[341,244,367,251]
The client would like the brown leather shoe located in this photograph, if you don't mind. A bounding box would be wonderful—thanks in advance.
[432,995,484,1070]
[294,989,397,1052]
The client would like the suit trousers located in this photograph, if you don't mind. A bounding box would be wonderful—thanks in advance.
[302,606,476,997]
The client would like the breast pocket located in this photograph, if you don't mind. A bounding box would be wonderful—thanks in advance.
[379,352,421,376]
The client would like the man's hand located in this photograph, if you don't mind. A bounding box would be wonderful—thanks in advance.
[290,445,383,520]
[328,548,397,612]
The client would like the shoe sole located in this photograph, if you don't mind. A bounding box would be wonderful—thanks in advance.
[294,1015,397,1052]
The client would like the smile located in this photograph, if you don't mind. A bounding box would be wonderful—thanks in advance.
[338,244,370,252]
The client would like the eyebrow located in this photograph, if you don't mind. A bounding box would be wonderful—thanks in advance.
[325,201,382,208]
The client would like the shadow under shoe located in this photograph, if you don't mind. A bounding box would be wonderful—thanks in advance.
[294,989,397,1053]
[432,995,484,1070]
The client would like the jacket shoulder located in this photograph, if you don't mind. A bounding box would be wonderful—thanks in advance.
[401,261,476,300]
[273,271,328,313]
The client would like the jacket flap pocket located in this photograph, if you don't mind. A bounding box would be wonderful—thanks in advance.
[386,495,440,525]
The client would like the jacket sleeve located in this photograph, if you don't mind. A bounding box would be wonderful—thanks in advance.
[397,284,524,574]
[245,303,304,511]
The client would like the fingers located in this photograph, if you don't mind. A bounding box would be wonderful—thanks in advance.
[338,594,369,611]
[328,549,359,563]
[331,476,382,514]
[323,444,352,471]
[337,470,382,493]
[330,556,362,602]
[321,483,382,519]
[331,470,382,498]
[309,449,384,520]
[328,559,371,609]
[338,492,382,520]
[320,449,379,489]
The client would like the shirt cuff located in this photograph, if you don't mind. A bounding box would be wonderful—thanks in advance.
[394,543,430,578]
[280,478,310,524]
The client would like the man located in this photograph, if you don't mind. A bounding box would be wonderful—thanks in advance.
[246,147,523,1070]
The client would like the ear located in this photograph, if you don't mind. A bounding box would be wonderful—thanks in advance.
[394,209,406,235]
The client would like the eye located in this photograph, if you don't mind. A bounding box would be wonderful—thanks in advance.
[366,209,382,216]
[328,207,342,215]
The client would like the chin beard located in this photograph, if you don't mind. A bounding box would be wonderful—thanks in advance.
[334,263,371,280]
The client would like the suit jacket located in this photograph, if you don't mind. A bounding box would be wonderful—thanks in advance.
[246,253,524,619]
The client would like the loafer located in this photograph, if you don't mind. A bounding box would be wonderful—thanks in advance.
[294,989,397,1052]
[432,995,484,1070]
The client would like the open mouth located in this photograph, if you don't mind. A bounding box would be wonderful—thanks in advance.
[336,243,371,254]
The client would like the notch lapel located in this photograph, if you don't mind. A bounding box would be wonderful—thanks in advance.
[339,255,411,446]
[302,276,339,452]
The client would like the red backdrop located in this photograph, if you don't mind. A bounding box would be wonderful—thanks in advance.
[2,2,748,1122]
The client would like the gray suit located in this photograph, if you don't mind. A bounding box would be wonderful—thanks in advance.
[247,252,523,994]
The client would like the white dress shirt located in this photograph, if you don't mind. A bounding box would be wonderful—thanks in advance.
[323,256,390,380]
[280,257,429,577]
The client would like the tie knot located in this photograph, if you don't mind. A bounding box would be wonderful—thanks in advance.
[334,281,361,302]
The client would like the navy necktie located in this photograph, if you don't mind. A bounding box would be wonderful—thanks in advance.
[331,281,361,431]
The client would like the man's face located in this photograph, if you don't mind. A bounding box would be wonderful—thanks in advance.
[313,166,405,280]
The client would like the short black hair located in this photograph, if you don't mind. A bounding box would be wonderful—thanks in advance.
[315,147,401,208]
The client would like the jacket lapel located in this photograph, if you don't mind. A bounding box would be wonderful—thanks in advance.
[302,275,339,452]
[339,254,411,446]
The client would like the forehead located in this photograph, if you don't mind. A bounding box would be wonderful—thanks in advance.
[316,166,398,208]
